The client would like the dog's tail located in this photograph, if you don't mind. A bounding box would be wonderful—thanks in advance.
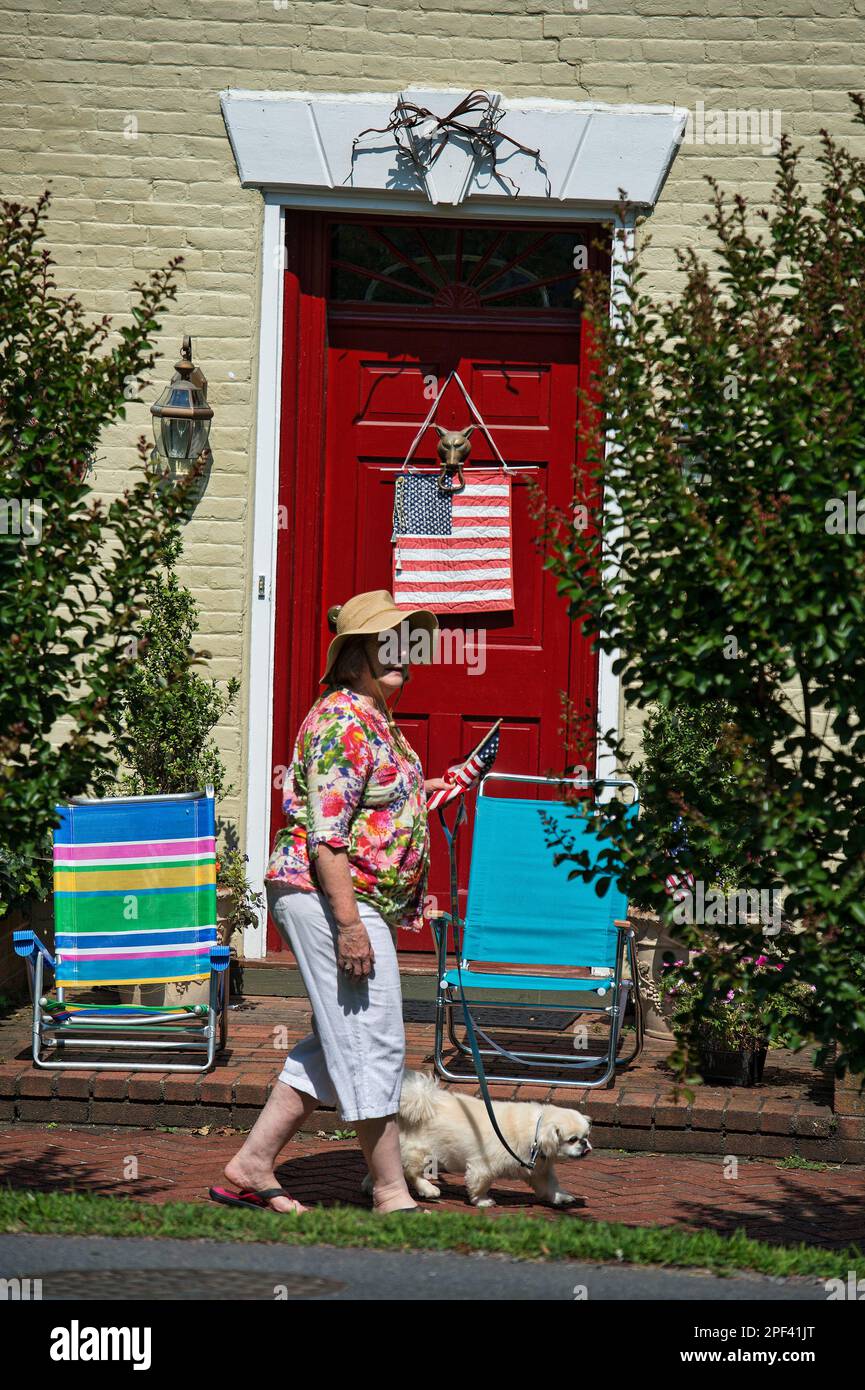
[399,1069,439,1127]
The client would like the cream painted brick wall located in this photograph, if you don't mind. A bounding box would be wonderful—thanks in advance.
[2,0,864,822]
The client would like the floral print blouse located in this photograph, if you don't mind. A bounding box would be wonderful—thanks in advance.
[265,687,429,933]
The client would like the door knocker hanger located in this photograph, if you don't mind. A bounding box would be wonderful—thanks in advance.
[398,370,511,496]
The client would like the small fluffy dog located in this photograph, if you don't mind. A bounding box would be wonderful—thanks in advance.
[365,1069,592,1208]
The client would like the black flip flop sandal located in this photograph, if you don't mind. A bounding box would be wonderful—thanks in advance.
[208,1185,303,1212]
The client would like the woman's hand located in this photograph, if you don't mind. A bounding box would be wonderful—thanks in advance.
[424,776,452,795]
[336,919,375,979]
[314,846,374,979]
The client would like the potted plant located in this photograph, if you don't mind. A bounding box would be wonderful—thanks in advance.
[661,952,816,1086]
[214,848,263,996]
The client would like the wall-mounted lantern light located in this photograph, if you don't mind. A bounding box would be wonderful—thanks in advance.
[150,336,213,468]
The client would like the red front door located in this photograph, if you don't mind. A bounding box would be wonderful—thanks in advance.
[270,216,606,952]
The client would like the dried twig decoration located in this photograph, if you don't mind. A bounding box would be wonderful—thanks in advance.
[349,90,551,199]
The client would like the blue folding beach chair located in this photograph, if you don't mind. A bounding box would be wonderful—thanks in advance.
[432,773,643,1091]
[13,789,230,1074]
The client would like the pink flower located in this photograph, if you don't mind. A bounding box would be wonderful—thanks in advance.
[725,990,736,1001]
[755,954,769,967]
[320,791,345,819]
[365,810,391,839]
[340,726,365,759]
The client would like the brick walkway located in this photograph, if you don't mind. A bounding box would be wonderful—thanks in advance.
[2,988,858,1160]
[1,1121,862,1251]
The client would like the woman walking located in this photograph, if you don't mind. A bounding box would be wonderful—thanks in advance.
[211,591,447,1214]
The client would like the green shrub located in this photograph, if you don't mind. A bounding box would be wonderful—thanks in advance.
[108,535,239,800]
[543,97,865,1080]
[633,701,749,893]
[0,192,198,911]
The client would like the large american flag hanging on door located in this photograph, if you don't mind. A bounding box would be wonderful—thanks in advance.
[392,469,514,614]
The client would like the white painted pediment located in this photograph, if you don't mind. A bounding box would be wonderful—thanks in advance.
[220,88,687,212]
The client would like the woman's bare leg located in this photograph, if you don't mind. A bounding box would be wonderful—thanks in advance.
[356,1115,417,1213]
[224,1078,318,1213]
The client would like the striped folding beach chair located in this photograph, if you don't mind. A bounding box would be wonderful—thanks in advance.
[13,789,230,1073]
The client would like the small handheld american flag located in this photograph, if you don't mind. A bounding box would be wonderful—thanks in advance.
[426,720,502,812]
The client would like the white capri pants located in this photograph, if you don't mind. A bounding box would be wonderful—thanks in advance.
[266,881,406,1123]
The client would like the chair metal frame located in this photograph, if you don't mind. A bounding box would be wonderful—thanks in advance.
[432,773,643,1090]
[14,789,230,1075]
[14,931,230,1073]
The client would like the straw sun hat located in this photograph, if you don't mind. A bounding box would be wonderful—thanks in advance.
[320,589,438,683]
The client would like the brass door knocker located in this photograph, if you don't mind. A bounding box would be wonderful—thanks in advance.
[435,424,474,494]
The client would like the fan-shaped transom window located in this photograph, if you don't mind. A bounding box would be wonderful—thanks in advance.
[329,222,595,311]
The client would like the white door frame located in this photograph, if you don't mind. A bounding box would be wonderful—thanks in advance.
[232,92,685,958]
[242,195,285,959]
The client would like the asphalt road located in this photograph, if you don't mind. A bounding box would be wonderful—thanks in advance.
[0,1233,830,1301]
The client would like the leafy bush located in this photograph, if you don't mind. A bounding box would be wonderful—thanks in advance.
[543,97,865,1079]
[0,842,50,920]
[634,701,748,893]
[0,193,199,911]
[108,535,239,800]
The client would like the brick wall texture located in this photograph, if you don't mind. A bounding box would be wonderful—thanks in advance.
[2,0,864,833]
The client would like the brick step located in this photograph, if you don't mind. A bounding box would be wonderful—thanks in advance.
[0,994,857,1161]
[0,1062,851,1161]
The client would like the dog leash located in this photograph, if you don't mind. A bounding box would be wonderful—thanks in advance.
[438,799,536,1172]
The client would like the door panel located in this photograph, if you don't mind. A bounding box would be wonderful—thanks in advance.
[471,363,551,423]
[322,320,597,947]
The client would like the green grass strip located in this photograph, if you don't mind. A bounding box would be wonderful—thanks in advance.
[0,1187,857,1280]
